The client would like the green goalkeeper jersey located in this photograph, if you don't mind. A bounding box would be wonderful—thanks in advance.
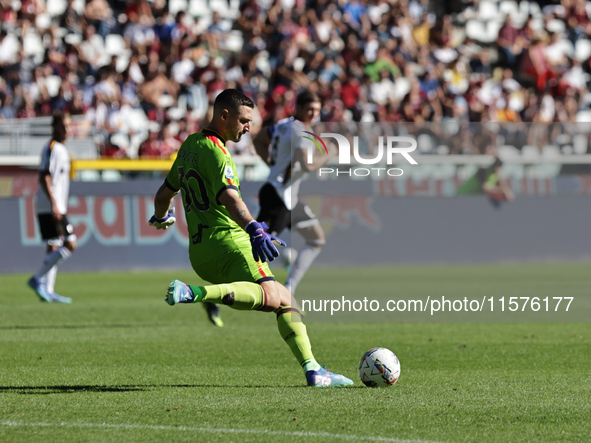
[165,129,246,264]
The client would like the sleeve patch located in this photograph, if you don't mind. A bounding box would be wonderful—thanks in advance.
[224,165,235,179]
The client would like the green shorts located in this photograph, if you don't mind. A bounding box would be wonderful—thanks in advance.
[189,231,274,285]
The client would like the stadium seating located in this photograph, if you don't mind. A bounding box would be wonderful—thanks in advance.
[1,0,590,169]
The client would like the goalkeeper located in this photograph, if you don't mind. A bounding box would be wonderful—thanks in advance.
[149,89,352,387]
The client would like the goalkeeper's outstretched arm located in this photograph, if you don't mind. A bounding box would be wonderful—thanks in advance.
[154,183,179,218]
[218,187,254,229]
[149,183,178,230]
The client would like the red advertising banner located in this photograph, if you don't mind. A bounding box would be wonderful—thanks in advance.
[19,195,190,247]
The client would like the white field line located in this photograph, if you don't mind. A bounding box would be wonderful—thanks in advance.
[0,421,441,443]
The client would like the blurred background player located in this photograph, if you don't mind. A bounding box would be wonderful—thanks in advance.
[149,89,352,386]
[456,157,515,207]
[27,112,76,303]
[253,90,335,296]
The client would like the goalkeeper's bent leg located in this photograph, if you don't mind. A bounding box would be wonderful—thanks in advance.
[189,280,320,373]
[189,282,267,311]
[276,305,319,372]
[263,280,320,372]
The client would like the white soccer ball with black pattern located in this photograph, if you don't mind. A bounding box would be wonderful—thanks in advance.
[358,347,401,387]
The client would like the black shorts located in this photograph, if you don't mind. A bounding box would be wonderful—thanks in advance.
[257,183,318,235]
[37,213,75,243]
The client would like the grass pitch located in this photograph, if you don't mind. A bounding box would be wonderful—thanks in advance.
[0,264,590,442]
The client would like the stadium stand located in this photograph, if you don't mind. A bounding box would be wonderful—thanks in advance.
[0,0,591,163]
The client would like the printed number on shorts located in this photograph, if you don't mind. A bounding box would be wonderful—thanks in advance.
[191,223,209,244]
[178,166,210,213]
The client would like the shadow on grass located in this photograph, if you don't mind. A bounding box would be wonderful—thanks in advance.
[162,384,364,389]
[0,385,150,395]
[0,324,165,330]
[0,384,364,394]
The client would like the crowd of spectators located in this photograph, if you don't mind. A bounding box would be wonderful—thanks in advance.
[1,0,591,158]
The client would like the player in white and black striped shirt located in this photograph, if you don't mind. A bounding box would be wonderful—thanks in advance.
[27,112,77,303]
[253,90,335,297]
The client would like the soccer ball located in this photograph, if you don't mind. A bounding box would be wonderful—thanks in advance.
[358,347,401,387]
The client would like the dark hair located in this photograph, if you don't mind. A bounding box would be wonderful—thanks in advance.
[296,89,320,107]
[213,89,254,115]
[52,111,68,143]
[492,157,503,169]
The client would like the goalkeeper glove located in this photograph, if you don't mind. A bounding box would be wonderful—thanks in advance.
[149,212,176,230]
[245,221,286,263]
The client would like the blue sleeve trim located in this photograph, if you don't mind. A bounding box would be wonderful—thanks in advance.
[216,185,239,205]
[164,178,179,192]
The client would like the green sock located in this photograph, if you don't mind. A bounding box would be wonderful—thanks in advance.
[276,307,318,372]
[188,282,265,310]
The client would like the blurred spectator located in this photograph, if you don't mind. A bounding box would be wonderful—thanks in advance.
[79,25,103,73]
[0,0,589,160]
[138,122,163,157]
[139,62,178,109]
[520,33,558,91]
[61,0,84,36]
[85,0,115,39]
[124,9,156,56]
[370,69,396,106]
[497,15,524,69]
[160,121,181,157]
[561,58,587,92]
[137,120,180,158]
[0,30,19,66]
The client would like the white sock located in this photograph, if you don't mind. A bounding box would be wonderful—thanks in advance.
[285,242,324,295]
[34,247,71,282]
[45,266,58,294]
